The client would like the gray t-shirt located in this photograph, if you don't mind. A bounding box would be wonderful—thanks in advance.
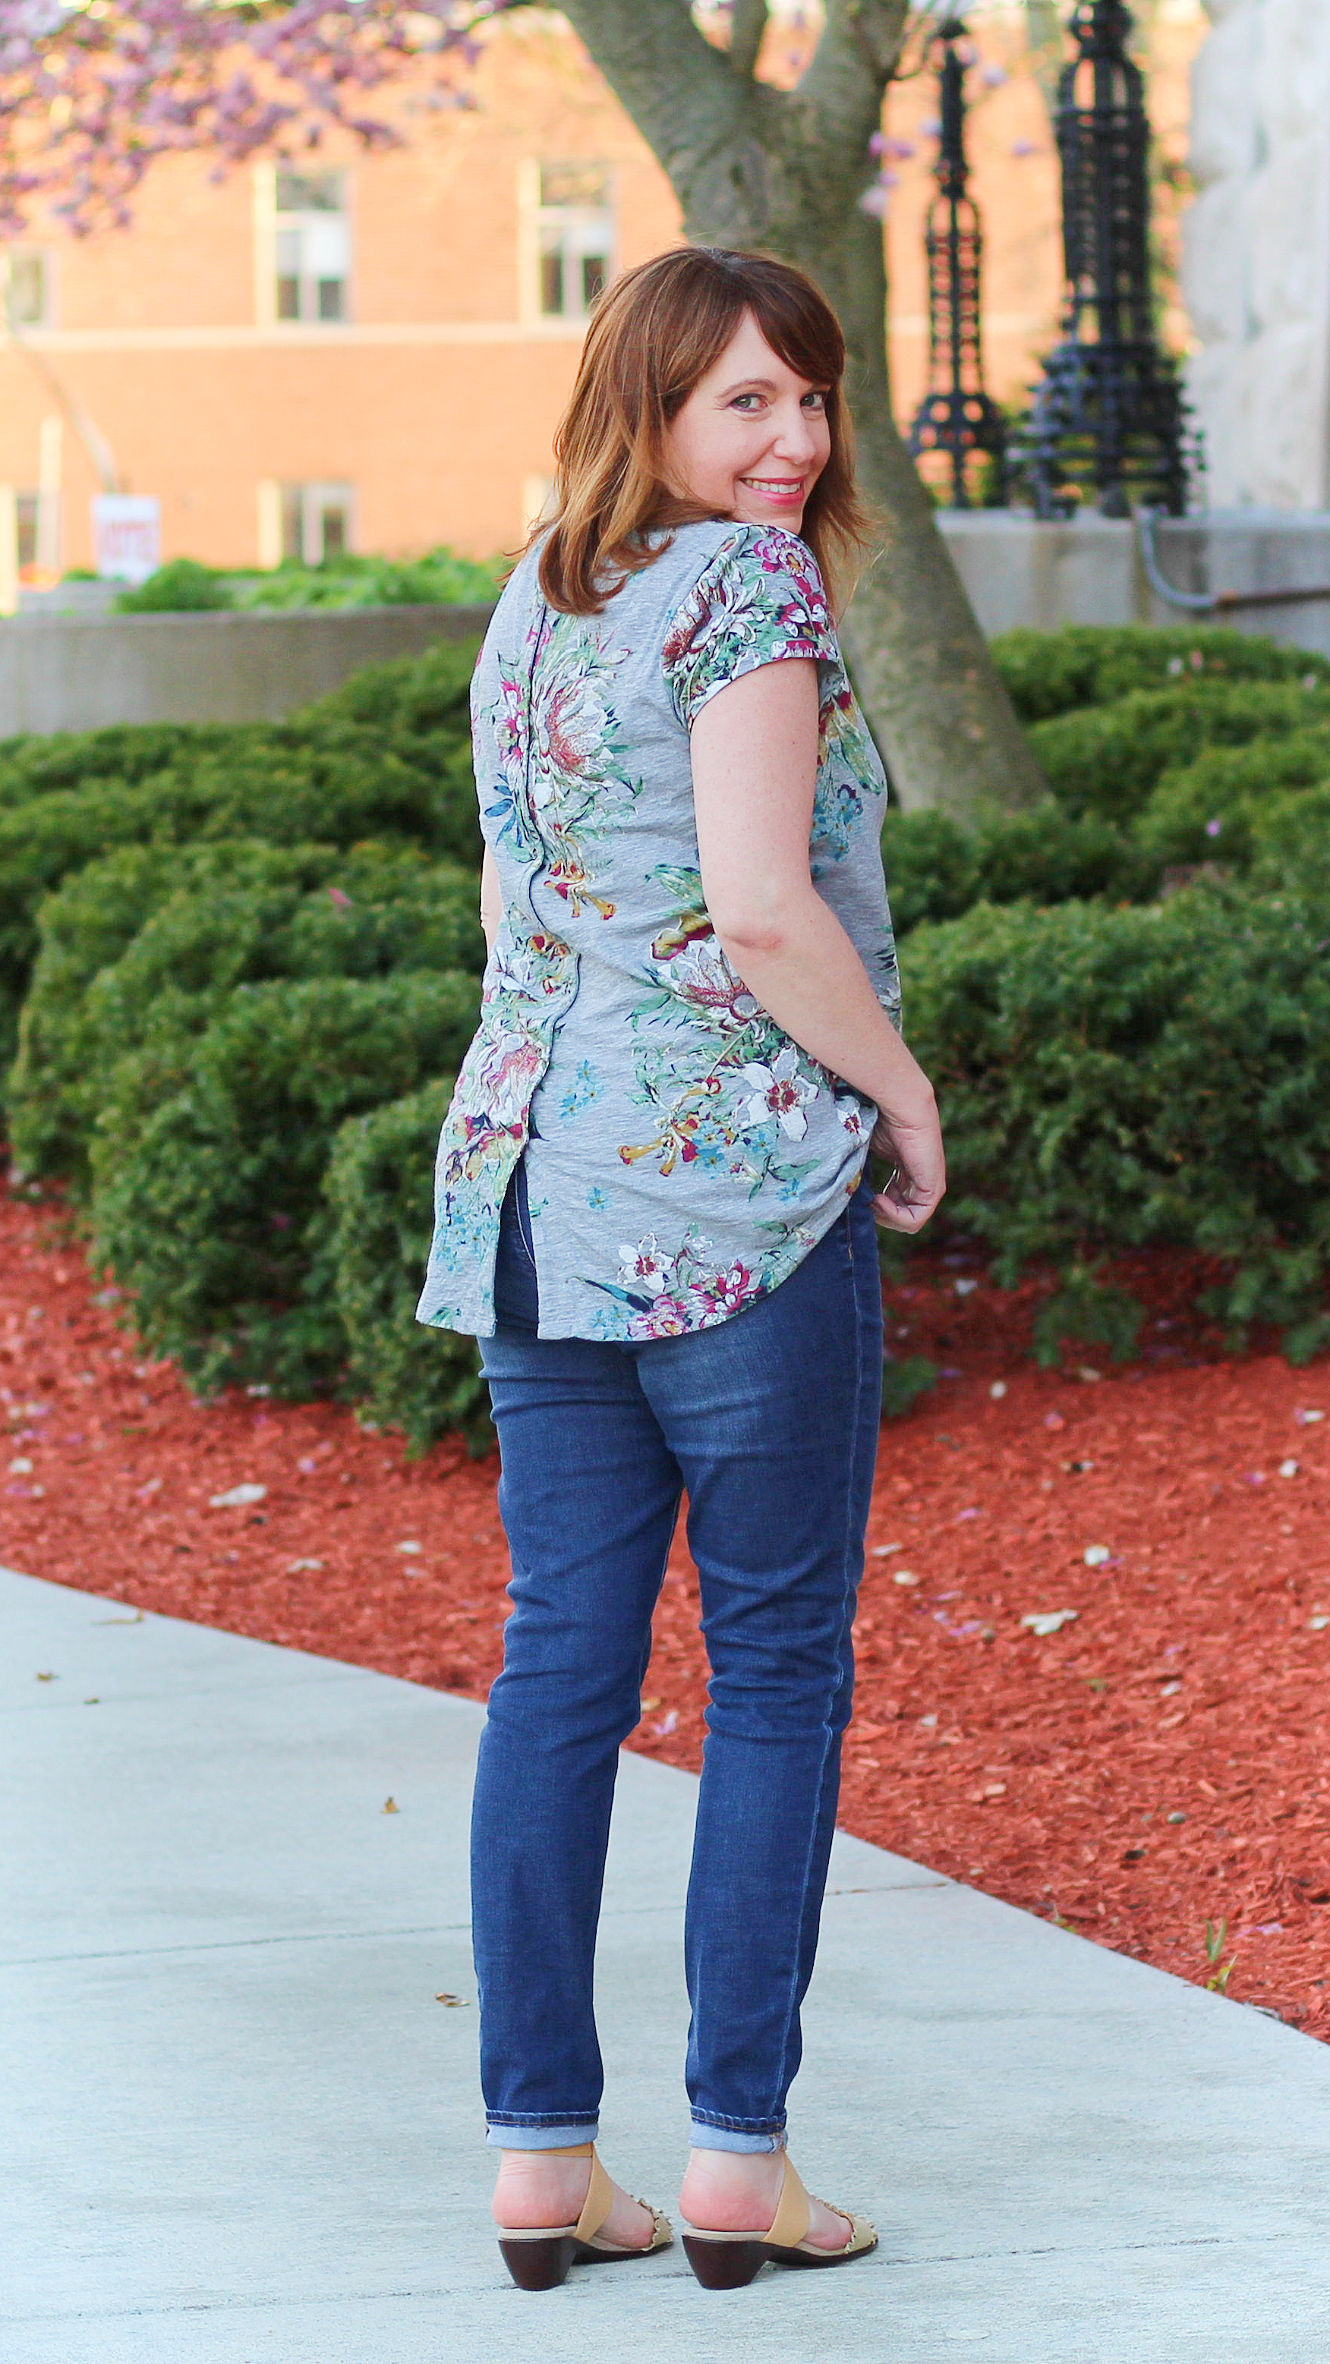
[416,518,899,1341]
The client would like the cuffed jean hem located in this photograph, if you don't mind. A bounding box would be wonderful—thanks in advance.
[689,2116,787,2154]
[485,2118,600,2150]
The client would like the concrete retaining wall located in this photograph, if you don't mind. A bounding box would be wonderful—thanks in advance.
[0,603,493,738]
[5,516,1330,740]
[938,511,1330,658]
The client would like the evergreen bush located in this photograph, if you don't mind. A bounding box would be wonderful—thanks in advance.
[1028,680,1330,820]
[1246,785,1330,899]
[9,843,482,1188]
[0,722,474,1059]
[326,1080,491,1455]
[900,887,1330,1360]
[992,622,1330,723]
[882,803,1162,934]
[1134,727,1330,869]
[87,971,481,1397]
[113,558,234,613]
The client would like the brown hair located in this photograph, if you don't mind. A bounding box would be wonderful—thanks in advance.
[536,246,872,616]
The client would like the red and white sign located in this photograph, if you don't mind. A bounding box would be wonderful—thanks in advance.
[92,494,161,585]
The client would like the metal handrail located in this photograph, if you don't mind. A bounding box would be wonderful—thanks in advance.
[1138,505,1330,614]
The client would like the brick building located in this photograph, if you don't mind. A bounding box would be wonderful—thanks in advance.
[0,5,1200,589]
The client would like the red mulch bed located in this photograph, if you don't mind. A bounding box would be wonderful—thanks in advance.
[3,1177,1327,2036]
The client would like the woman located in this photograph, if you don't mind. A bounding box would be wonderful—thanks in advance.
[417,245,945,2293]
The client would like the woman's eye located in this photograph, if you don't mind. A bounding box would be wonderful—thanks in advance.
[730,393,762,411]
[802,391,828,411]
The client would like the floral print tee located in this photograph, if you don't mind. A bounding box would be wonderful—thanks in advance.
[416,519,900,1342]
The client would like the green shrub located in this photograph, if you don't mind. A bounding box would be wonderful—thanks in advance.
[0,641,482,859]
[87,971,482,1398]
[9,842,482,1188]
[105,548,502,614]
[296,638,482,868]
[1028,680,1330,821]
[113,558,234,613]
[234,546,503,610]
[1134,727,1330,869]
[0,722,238,810]
[8,840,334,1178]
[880,812,978,932]
[901,887,1330,1359]
[326,1079,491,1454]
[1246,785,1330,900]
[992,623,1330,724]
[882,802,1162,934]
[0,723,474,1057]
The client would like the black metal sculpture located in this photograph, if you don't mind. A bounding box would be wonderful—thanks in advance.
[907,15,1008,508]
[1021,0,1191,517]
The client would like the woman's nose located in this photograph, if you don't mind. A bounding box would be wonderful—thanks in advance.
[770,406,820,461]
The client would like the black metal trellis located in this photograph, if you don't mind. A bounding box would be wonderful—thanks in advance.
[1019,0,1192,517]
[907,15,1008,508]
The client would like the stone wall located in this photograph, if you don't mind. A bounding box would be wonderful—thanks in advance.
[1183,0,1330,508]
[9,522,1330,744]
[0,604,491,738]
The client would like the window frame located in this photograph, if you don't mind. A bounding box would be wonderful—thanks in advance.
[254,164,352,328]
[4,248,52,330]
[519,158,615,327]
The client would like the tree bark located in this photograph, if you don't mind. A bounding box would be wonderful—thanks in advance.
[560,0,1047,819]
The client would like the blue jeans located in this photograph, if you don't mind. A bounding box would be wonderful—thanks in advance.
[472,1162,883,2153]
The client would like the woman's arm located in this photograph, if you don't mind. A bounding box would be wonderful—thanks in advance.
[480,844,501,957]
[690,657,945,1235]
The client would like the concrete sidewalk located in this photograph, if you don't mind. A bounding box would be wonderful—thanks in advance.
[2,1564,1328,2364]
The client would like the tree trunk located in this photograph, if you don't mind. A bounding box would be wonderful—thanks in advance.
[559,0,1048,821]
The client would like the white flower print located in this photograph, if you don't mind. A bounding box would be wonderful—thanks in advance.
[618,1235,674,1296]
[666,935,760,1028]
[741,1045,818,1141]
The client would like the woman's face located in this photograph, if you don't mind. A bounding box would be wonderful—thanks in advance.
[662,309,832,533]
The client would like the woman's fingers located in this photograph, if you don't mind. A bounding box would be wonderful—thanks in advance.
[868,1109,946,1234]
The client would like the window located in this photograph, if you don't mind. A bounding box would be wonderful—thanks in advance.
[15,492,39,573]
[279,481,354,565]
[4,250,50,328]
[536,163,613,320]
[273,171,349,323]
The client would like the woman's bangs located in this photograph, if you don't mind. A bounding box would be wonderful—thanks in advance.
[746,281,845,396]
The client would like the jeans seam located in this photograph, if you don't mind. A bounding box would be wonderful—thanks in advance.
[486,2111,598,2127]
[691,2109,786,2132]
[764,1222,865,2121]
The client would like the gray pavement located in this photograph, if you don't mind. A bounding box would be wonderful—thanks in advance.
[2,1561,1328,2364]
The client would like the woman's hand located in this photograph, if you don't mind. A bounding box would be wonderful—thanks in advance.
[868,1099,946,1235]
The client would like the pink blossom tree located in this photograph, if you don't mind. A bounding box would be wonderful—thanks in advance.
[0,1,1045,819]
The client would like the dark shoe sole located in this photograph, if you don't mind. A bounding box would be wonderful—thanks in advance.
[499,2231,667,2292]
[682,2229,878,2290]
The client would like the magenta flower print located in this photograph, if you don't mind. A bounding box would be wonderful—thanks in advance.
[741,1046,817,1141]
[698,1261,757,1318]
[474,1030,546,1128]
[633,1294,692,1339]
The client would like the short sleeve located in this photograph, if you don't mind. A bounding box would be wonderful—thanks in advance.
[662,525,837,729]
